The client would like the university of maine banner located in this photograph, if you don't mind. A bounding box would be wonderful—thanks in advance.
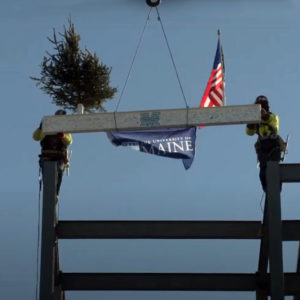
[107,127,196,170]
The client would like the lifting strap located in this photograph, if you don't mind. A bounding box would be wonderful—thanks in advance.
[115,5,189,113]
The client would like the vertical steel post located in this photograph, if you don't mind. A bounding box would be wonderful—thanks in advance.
[53,241,64,300]
[256,199,269,300]
[53,283,64,300]
[266,161,284,300]
[294,242,300,300]
[39,161,57,300]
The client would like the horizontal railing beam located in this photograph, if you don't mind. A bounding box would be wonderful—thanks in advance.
[56,220,300,240]
[42,105,261,134]
[59,272,300,294]
[282,220,300,240]
[280,164,300,182]
[57,220,262,239]
[60,272,257,291]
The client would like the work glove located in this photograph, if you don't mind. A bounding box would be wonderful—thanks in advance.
[247,124,257,130]
[261,109,269,121]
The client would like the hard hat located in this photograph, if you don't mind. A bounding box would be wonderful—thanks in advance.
[55,109,66,115]
[255,95,268,104]
[255,95,269,111]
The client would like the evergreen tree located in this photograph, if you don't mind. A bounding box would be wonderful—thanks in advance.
[31,19,117,113]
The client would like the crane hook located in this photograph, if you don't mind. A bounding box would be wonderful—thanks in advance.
[146,0,161,7]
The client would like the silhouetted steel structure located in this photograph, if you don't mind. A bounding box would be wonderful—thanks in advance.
[39,161,300,300]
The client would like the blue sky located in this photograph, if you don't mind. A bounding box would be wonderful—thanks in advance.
[1,0,300,299]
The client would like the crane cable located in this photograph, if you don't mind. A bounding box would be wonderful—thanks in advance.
[35,167,42,300]
[115,6,189,114]
[155,7,188,109]
[115,7,153,112]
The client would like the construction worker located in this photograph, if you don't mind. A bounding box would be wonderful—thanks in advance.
[246,95,285,191]
[33,109,72,198]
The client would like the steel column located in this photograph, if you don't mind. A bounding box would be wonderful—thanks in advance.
[53,243,65,300]
[39,161,57,300]
[293,242,300,300]
[256,198,269,300]
[53,285,64,300]
[266,161,284,300]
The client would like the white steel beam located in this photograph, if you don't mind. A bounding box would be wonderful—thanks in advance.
[42,104,261,134]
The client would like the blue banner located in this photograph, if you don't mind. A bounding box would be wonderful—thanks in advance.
[107,127,196,170]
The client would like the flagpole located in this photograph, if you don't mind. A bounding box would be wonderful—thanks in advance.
[218,29,226,106]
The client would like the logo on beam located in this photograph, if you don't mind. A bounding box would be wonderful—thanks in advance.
[140,112,160,127]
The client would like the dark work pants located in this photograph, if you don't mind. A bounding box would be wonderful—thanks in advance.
[256,139,281,191]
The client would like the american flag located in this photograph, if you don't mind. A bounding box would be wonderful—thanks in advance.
[200,38,225,108]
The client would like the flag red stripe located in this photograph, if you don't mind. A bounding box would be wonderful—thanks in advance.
[200,42,224,111]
